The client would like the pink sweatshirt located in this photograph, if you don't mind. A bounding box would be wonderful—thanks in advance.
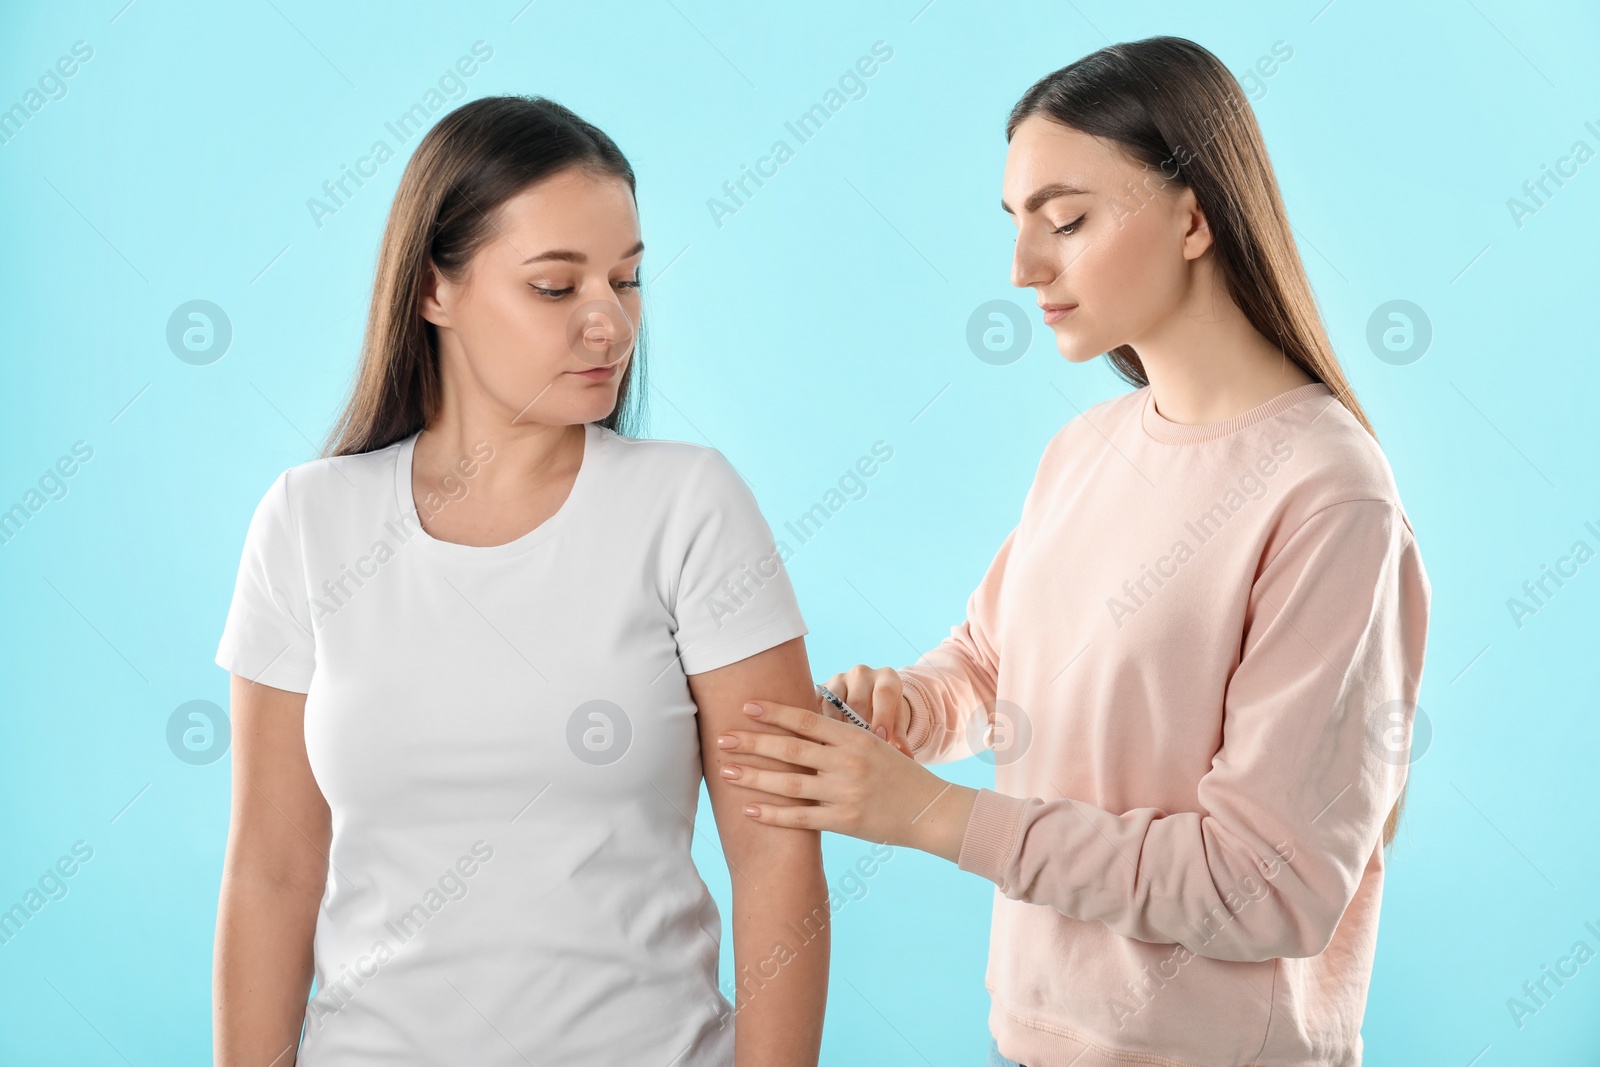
[899,382,1430,1067]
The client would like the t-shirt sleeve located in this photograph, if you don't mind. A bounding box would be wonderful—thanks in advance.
[214,468,317,693]
[670,448,809,676]
[953,498,1432,962]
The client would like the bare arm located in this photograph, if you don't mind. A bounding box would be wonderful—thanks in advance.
[214,674,330,1067]
[690,636,829,1067]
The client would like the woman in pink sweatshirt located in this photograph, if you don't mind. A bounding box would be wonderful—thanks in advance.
[717,36,1431,1067]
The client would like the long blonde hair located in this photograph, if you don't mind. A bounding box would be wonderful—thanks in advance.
[1008,37,1406,850]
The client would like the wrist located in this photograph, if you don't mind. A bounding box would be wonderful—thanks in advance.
[903,779,979,863]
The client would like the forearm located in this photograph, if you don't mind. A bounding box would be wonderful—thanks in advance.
[726,843,829,1067]
[214,874,320,1067]
[897,642,997,765]
[935,788,1355,963]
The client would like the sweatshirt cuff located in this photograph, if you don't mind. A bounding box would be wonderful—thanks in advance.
[956,787,1030,887]
[899,672,935,753]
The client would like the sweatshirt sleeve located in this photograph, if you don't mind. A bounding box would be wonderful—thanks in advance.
[895,525,1017,765]
[952,498,1431,963]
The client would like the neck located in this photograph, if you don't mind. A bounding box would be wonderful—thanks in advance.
[418,366,584,494]
[1128,259,1315,425]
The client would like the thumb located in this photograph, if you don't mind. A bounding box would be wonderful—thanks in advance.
[869,680,899,746]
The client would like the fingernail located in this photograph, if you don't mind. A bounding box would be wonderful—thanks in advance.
[875,726,887,740]
[743,805,760,817]
[720,765,741,778]
[742,702,763,715]
[716,735,737,748]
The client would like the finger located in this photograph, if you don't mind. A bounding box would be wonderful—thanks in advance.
[742,801,827,830]
[742,700,849,743]
[869,673,898,742]
[721,728,836,770]
[720,762,823,802]
[829,672,860,719]
[843,664,873,709]
[838,666,872,731]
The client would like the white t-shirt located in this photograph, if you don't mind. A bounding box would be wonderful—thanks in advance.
[215,421,809,1065]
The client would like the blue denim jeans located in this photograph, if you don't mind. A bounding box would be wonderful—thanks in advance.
[986,1035,1029,1067]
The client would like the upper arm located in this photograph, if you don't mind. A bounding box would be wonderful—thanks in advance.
[215,468,327,894]
[689,636,821,863]
[222,674,330,897]
[670,446,817,861]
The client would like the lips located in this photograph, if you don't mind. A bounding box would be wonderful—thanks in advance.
[1040,303,1078,325]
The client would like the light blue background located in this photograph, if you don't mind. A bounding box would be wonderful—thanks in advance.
[3,1,1598,1064]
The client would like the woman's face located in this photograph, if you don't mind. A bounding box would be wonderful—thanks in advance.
[421,166,643,426]
[1002,115,1210,363]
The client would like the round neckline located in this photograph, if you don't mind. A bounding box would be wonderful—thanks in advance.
[1140,381,1333,444]
[392,421,603,560]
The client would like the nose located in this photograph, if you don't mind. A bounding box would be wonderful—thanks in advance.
[581,308,617,347]
[566,298,636,365]
[1010,227,1054,291]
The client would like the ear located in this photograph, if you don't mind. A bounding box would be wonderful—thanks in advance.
[418,258,452,329]
[1177,187,1214,261]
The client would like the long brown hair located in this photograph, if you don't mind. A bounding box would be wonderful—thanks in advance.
[321,95,649,458]
[1008,37,1407,851]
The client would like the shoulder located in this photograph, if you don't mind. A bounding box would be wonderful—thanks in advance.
[600,427,722,471]
[599,431,787,571]
[248,439,406,527]
[599,428,752,503]
[1036,385,1146,467]
[1263,392,1416,541]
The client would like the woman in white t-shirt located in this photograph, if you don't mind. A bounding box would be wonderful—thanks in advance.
[212,95,828,1067]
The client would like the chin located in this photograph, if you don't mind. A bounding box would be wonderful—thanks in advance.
[501,381,615,427]
[1052,336,1104,364]
[574,387,622,422]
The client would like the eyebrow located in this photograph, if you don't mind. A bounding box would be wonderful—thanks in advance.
[522,240,646,265]
[1001,183,1091,215]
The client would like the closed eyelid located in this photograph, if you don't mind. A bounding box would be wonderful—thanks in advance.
[531,274,640,285]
